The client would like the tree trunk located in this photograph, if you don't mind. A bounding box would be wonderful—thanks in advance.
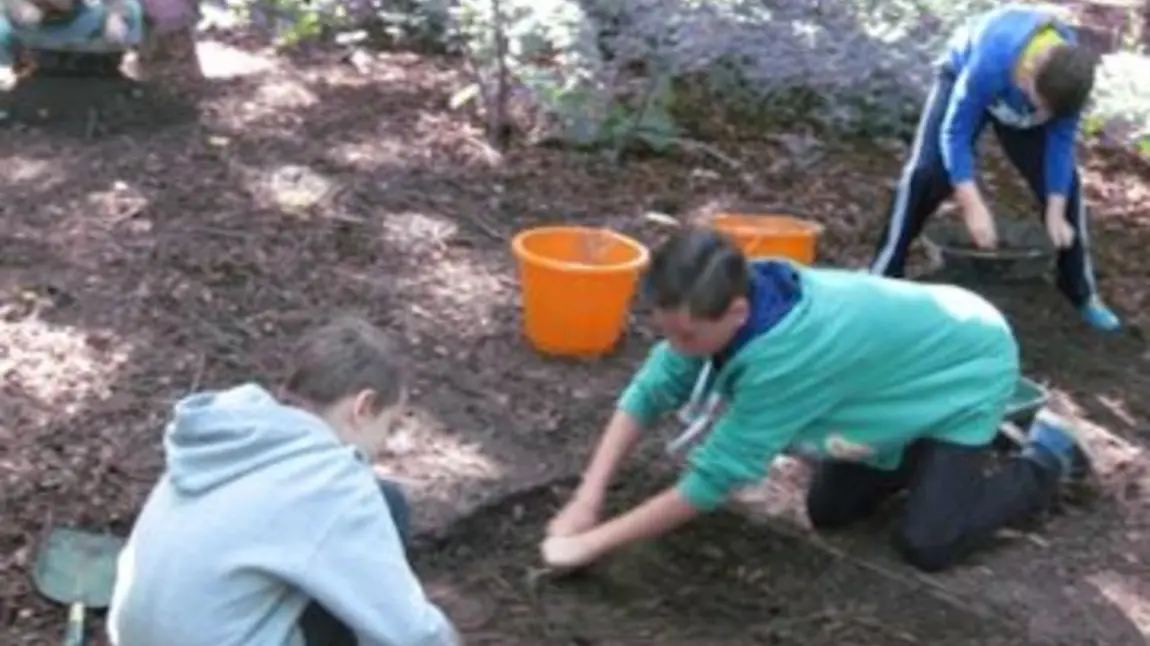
[138,24,202,81]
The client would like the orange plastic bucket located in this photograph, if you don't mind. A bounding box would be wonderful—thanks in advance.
[511,226,650,357]
[711,213,824,264]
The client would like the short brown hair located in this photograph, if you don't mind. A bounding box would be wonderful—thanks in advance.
[1035,44,1097,118]
[283,316,405,413]
[643,228,751,320]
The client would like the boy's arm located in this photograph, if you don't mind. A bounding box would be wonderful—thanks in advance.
[1043,112,1080,203]
[616,340,706,428]
[293,486,460,646]
[571,342,705,504]
[1044,16,1084,203]
[676,369,834,512]
[940,56,1001,194]
[577,367,834,557]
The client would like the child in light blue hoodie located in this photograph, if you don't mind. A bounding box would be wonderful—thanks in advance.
[107,317,460,646]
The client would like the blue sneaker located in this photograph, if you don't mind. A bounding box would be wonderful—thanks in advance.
[1021,409,1091,483]
[1081,296,1122,333]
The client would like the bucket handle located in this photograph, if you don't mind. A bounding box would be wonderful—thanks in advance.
[578,228,615,264]
[643,206,808,230]
[733,205,804,219]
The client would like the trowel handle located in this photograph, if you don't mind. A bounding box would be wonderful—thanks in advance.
[63,602,86,646]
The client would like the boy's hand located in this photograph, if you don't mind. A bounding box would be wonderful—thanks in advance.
[9,0,44,26]
[1044,201,1076,249]
[1045,214,1075,249]
[540,533,601,569]
[962,201,998,249]
[546,495,601,537]
[104,13,130,44]
[0,66,16,92]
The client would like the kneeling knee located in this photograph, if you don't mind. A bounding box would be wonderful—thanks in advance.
[891,529,958,573]
[807,501,862,532]
[377,479,411,542]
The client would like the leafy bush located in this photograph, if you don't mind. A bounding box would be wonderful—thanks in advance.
[215,0,1150,154]
[1088,50,1150,152]
[446,0,1007,147]
[208,0,451,48]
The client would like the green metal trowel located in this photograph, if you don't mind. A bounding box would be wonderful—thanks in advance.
[32,527,125,646]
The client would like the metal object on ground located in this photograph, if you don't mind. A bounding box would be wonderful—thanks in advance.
[923,218,1055,282]
[1001,375,1048,432]
[995,376,1049,452]
[32,527,125,646]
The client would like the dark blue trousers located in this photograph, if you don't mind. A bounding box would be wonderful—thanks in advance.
[299,480,411,646]
[869,69,1101,307]
[806,440,1058,572]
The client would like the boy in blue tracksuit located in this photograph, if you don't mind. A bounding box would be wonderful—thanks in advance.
[869,5,1121,332]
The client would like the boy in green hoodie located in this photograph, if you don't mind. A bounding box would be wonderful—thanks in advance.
[541,229,1088,573]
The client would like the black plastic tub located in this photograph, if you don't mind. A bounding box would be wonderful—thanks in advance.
[22,50,127,78]
[922,218,1055,283]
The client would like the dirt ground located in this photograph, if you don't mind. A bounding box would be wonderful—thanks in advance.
[419,471,1031,646]
[1,37,1148,646]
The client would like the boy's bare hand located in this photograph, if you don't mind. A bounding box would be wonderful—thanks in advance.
[540,534,599,569]
[9,0,43,26]
[963,202,998,249]
[1045,212,1075,249]
[0,66,16,92]
[104,13,130,44]
[545,496,600,537]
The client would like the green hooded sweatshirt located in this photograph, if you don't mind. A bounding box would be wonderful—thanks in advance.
[618,265,1020,512]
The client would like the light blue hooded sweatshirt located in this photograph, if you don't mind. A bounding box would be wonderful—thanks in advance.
[107,383,459,646]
